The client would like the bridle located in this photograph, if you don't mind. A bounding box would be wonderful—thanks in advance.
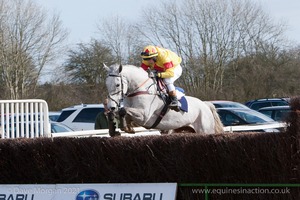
[107,73,156,109]
[107,73,125,108]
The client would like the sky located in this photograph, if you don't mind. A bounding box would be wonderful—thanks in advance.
[35,0,160,44]
[258,0,300,43]
[35,0,300,45]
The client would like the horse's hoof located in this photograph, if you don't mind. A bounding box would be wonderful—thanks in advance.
[121,127,136,134]
[109,131,121,137]
[126,129,136,134]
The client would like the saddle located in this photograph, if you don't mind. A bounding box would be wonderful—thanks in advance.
[156,78,187,112]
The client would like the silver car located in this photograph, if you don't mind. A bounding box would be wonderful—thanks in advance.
[217,107,286,132]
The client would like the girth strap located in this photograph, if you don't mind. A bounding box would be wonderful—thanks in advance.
[127,91,150,97]
[150,102,169,129]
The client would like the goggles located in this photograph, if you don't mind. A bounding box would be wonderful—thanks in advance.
[141,51,150,56]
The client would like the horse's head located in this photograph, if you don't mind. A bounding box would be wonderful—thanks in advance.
[104,64,128,110]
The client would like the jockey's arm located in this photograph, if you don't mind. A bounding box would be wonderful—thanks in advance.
[157,62,175,78]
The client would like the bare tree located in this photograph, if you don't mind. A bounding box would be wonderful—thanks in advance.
[0,0,68,99]
[135,0,287,99]
[97,15,143,65]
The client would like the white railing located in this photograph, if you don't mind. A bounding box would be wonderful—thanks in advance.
[223,122,286,133]
[51,127,161,138]
[0,99,50,139]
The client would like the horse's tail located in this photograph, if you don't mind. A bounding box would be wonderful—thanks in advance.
[205,102,224,134]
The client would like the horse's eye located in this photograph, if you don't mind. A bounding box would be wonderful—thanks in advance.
[116,84,120,87]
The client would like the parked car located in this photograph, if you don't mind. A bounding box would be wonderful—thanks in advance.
[56,104,104,131]
[216,107,286,132]
[51,121,74,133]
[49,111,61,122]
[244,98,289,110]
[209,100,250,109]
[258,106,291,122]
[1,121,73,138]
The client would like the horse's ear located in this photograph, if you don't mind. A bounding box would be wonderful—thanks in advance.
[118,64,123,73]
[103,63,109,72]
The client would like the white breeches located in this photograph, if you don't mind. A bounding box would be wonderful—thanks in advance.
[164,65,182,91]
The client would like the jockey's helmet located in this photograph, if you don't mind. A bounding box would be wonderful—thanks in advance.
[141,45,158,59]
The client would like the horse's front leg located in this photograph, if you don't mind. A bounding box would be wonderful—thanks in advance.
[123,107,146,126]
[118,107,142,134]
[118,107,127,130]
[107,111,121,137]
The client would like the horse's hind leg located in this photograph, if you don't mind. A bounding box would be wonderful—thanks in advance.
[193,113,215,134]
[160,130,174,134]
[160,127,195,134]
[174,126,195,133]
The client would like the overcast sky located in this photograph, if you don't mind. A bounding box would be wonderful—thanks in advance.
[35,0,300,44]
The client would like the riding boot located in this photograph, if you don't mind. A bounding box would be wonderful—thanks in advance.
[168,90,180,112]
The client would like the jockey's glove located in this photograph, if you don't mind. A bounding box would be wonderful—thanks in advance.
[148,71,158,78]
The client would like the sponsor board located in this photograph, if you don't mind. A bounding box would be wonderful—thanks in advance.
[0,183,177,200]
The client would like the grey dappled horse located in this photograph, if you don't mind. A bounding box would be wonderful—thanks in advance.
[104,64,223,134]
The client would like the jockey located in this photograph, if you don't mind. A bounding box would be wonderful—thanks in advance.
[140,45,182,111]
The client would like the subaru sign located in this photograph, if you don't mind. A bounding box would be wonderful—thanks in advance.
[0,183,177,200]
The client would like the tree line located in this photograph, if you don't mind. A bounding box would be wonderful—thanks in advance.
[0,0,299,111]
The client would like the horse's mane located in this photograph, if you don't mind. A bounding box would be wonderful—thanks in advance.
[121,64,147,76]
[107,64,140,75]
[122,64,142,71]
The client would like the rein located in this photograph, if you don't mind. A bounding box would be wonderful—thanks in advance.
[127,91,150,97]
[126,77,154,97]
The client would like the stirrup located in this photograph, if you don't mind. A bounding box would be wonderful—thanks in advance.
[169,101,178,106]
[169,102,180,112]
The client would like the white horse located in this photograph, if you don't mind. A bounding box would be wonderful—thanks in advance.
[104,64,223,134]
